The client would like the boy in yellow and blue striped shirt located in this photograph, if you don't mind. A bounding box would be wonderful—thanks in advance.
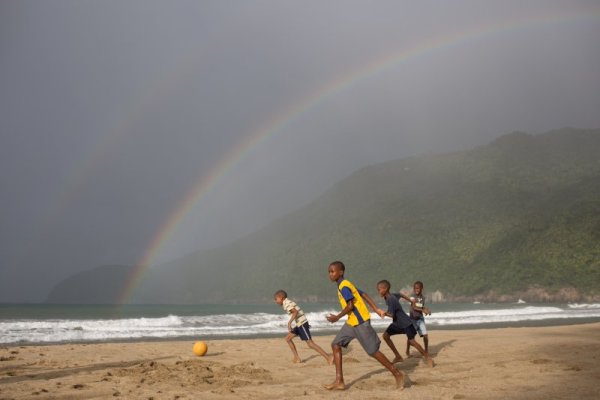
[325,261,405,391]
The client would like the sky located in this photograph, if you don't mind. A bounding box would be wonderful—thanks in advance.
[1,1,599,302]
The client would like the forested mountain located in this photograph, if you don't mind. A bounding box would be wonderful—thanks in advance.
[48,128,600,304]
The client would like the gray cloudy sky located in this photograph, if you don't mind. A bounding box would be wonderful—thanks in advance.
[1,1,599,302]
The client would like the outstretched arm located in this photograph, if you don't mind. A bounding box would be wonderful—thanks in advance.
[398,292,413,303]
[360,291,386,318]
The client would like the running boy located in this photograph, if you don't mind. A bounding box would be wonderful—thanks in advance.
[405,281,431,356]
[376,280,433,367]
[324,261,404,390]
[274,290,332,364]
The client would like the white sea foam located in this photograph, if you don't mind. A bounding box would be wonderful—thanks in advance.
[428,305,600,326]
[568,303,600,309]
[1,304,599,344]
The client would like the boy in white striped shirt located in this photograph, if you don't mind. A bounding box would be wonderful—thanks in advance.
[274,290,332,364]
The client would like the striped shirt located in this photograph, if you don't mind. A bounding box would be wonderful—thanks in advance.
[337,278,371,327]
[282,298,308,327]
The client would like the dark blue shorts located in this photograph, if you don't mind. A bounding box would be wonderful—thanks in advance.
[385,323,417,340]
[291,323,312,341]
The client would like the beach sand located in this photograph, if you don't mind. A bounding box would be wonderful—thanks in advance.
[1,322,598,399]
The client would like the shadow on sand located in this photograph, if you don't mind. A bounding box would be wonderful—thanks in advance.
[345,339,456,389]
[0,356,172,385]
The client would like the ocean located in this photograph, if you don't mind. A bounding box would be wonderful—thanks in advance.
[1,302,599,345]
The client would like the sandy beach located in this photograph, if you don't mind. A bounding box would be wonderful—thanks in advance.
[1,322,598,399]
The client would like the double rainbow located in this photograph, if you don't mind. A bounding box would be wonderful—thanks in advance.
[108,8,598,304]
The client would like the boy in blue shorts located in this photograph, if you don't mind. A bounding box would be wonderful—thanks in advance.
[274,290,332,364]
[324,261,404,390]
[376,280,434,367]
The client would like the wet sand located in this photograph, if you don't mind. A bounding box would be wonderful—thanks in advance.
[1,322,598,399]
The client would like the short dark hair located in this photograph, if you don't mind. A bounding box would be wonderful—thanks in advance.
[274,290,287,298]
[377,280,391,290]
[329,261,345,271]
[414,281,423,289]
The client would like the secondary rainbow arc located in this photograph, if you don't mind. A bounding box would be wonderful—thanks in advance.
[117,9,600,304]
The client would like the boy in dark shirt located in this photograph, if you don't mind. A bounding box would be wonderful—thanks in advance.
[376,280,433,367]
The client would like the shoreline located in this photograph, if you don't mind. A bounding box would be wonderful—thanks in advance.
[2,317,599,347]
[1,322,599,399]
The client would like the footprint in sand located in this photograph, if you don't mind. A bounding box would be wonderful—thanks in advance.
[531,358,552,365]
[564,365,582,371]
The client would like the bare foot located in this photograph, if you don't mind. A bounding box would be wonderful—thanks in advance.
[425,357,434,368]
[392,355,404,363]
[323,381,345,390]
[292,357,302,364]
[395,371,405,390]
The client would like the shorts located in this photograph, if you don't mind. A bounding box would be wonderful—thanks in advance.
[291,323,312,341]
[385,323,417,340]
[413,318,427,336]
[332,320,381,356]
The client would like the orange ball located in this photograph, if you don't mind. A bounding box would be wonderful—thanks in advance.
[193,341,208,356]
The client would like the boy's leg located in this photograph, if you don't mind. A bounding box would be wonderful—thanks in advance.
[416,319,429,353]
[409,319,426,355]
[306,340,333,364]
[285,332,301,363]
[324,324,355,390]
[355,321,404,390]
[408,338,434,367]
[406,325,433,367]
[297,324,332,364]
[371,351,405,389]
[382,326,403,363]
[323,343,345,390]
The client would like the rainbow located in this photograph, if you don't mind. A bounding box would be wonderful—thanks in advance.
[118,8,600,304]
[37,54,202,237]
[37,11,256,231]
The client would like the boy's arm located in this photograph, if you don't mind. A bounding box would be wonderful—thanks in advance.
[398,292,413,303]
[326,299,354,323]
[410,302,431,315]
[418,306,431,315]
[397,292,419,313]
[287,308,298,331]
[360,291,385,318]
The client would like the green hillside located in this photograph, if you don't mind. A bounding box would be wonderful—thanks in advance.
[130,128,600,303]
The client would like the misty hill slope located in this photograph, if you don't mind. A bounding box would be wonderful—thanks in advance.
[49,128,600,304]
[128,128,600,304]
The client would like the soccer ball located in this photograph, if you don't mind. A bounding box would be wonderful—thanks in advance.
[193,341,208,356]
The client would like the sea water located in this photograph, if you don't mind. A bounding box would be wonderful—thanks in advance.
[1,302,599,345]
